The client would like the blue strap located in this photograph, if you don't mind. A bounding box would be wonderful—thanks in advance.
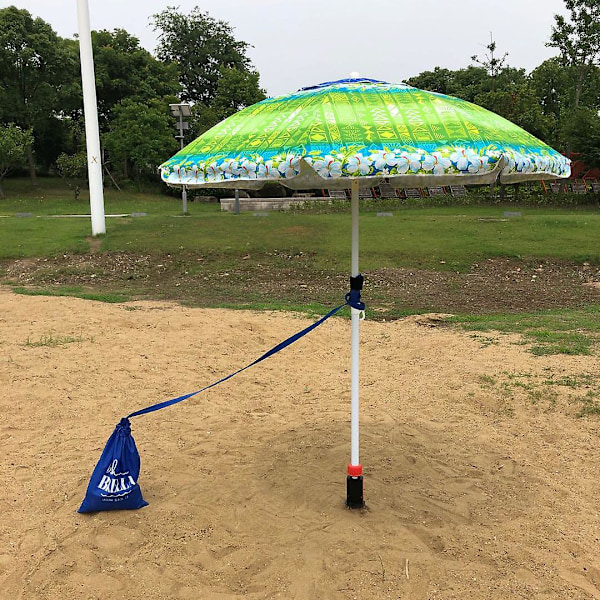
[345,289,365,311]
[126,303,347,419]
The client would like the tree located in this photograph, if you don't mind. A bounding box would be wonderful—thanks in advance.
[407,64,556,142]
[547,0,600,107]
[211,67,266,120]
[407,66,491,102]
[54,152,87,200]
[92,29,181,127]
[531,58,579,147]
[104,99,178,189]
[0,6,73,182]
[60,29,181,131]
[152,7,265,107]
[473,87,556,141]
[561,107,600,168]
[471,33,509,91]
[472,67,555,140]
[531,58,571,122]
[185,68,266,142]
[0,123,33,197]
[57,29,182,188]
[450,66,496,101]
[188,102,219,140]
[405,67,454,94]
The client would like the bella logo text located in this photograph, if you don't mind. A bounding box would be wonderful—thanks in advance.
[97,459,137,496]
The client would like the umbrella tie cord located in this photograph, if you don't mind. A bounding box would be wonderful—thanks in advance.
[125,297,360,420]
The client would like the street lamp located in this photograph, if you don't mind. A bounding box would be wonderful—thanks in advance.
[169,103,192,214]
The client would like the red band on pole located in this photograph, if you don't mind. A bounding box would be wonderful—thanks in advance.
[347,464,363,477]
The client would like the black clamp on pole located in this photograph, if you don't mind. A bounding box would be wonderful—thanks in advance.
[346,274,365,311]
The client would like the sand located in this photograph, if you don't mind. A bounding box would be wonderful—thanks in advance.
[1,288,599,599]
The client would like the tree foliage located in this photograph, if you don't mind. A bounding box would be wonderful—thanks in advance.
[474,88,555,142]
[60,30,181,129]
[531,58,572,121]
[92,30,180,126]
[212,67,266,121]
[55,151,87,200]
[471,33,509,90]
[561,107,600,168]
[0,7,71,125]
[407,66,492,102]
[0,123,33,196]
[407,64,554,140]
[547,0,600,107]
[152,4,266,141]
[0,6,73,179]
[153,7,254,105]
[104,99,178,187]
[408,17,600,161]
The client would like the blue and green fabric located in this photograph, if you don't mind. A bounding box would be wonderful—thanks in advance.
[160,78,570,189]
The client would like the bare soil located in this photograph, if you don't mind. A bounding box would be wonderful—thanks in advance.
[2,253,600,316]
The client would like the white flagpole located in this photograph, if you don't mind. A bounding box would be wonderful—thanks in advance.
[76,0,106,236]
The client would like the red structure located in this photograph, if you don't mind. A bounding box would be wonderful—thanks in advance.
[569,154,600,181]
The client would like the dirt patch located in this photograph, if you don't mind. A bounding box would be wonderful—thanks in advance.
[369,258,600,314]
[85,236,103,254]
[1,289,599,599]
[1,253,599,316]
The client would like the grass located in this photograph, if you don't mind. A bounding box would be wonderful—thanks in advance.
[98,206,600,273]
[490,368,600,417]
[478,374,497,386]
[528,331,593,356]
[468,333,499,348]
[478,369,600,415]
[25,333,92,347]
[451,305,600,356]
[578,391,600,417]
[2,178,600,271]
[543,374,596,387]
[0,177,180,215]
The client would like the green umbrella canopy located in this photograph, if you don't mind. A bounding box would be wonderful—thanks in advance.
[160,78,570,190]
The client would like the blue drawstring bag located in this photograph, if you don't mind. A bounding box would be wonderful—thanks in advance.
[78,418,148,513]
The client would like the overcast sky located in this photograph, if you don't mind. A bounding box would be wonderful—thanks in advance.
[5,0,568,97]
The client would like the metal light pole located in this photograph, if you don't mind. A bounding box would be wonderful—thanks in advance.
[76,0,105,236]
[169,103,192,214]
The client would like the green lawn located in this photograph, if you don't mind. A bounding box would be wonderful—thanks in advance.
[1,178,599,271]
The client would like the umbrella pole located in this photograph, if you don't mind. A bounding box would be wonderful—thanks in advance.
[347,179,364,508]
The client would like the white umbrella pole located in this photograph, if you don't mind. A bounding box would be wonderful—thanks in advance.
[76,0,105,236]
[350,180,360,464]
[347,179,364,508]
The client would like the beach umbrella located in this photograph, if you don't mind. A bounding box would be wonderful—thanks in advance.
[160,78,570,508]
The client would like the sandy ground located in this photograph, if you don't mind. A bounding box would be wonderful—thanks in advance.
[1,288,600,599]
